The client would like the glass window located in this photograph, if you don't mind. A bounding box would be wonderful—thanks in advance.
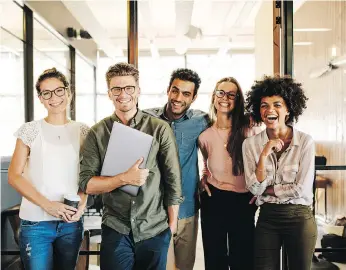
[75,53,95,126]
[0,7,24,156]
[96,95,114,121]
[33,19,70,120]
[0,1,23,40]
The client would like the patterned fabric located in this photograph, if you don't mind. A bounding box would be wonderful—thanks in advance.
[14,120,90,148]
[242,127,315,206]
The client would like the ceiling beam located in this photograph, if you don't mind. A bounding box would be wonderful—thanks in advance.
[61,0,122,59]
[175,0,194,36]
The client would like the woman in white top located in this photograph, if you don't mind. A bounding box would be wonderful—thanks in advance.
[242,75,317,270]
[8,68,89,270]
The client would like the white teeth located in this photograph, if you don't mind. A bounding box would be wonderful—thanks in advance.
[219,102,229,107]
[50,102,62,107]
[266,115,278,121]
[118,100,130,103]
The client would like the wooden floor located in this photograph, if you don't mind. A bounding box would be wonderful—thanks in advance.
[88,216,346,270]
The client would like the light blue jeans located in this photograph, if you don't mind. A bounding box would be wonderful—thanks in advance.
[19,219,84,270]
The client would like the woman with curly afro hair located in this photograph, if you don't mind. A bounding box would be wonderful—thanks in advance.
[242,75,317,270]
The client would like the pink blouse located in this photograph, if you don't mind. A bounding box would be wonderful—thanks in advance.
[198,124,257,192]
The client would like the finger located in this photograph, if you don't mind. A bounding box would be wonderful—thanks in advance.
[134,157,144,168]
[205,185,212,197]
[58,211,69,222]
[63,205,78,212]
[278,139,284,146]
[63,209,78,216]
[70,214,80,222]
[249,196,257,204]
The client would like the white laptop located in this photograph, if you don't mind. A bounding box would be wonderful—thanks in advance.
[101,122,153,196]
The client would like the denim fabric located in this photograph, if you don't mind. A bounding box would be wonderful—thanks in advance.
[144,107,210,219]
[100,224,171,270]
[19,219,84,270]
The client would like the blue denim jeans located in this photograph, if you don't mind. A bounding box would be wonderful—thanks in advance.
[100,224,171,270]
[19,219,84,270]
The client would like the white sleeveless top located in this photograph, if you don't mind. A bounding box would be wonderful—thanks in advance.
[14,119,90,221]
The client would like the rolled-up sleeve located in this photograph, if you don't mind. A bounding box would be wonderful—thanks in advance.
[242,139,269,196]
[158,123,183,207]
[274,137,315,200]
[79,130,101,192]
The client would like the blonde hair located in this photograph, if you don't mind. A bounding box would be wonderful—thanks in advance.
[209,77,242,123]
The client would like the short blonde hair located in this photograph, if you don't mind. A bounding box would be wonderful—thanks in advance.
[106,62,139,88]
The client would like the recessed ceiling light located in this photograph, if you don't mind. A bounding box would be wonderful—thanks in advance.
[294,42,313,46]
[294,28,331,32]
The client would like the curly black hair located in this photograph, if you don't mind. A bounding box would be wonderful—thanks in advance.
[245,75,308,124]
[168,68,201,96]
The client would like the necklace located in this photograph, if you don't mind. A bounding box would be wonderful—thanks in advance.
[216,123,232,130]
[215,127,228,148]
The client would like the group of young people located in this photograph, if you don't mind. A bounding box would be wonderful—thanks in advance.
[8,62,317,270]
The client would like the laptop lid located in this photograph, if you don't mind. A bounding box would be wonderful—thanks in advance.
[101,122,153,196]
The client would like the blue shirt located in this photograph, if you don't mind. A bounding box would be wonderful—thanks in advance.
[144,106,210,219]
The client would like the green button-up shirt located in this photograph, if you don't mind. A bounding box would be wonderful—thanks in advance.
[79,110,183,242]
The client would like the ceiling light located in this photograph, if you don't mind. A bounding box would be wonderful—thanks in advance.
[175,35,191,55]
[294,28,331,32]
[294,42,313,46]
[331,46,338,57]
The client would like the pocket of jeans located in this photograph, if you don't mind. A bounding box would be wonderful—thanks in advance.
[282,164,299,183]
[20,220,40,227]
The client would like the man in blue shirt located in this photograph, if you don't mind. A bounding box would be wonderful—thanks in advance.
[145,68,209,270]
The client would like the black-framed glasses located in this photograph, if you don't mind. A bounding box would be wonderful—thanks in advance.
[39,87,67,100]
[110,86,136,96]
[215,90,238,100]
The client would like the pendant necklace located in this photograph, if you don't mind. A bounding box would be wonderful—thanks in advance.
[215,123,231,148]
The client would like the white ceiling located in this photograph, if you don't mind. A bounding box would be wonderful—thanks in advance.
[82,0,263,53]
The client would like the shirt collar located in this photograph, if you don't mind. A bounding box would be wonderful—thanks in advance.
[261,125,300,147]
[110,109,143,127]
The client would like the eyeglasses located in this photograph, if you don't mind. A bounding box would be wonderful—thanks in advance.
[39,87,67,100]
[215,90,238,100]
[110,86,136,96]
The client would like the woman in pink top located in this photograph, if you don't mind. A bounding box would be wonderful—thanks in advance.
[198,77,257,270]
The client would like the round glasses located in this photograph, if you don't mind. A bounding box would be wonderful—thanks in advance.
[215,90,238,100]
[110,86,136,96]
[39,87,67,100]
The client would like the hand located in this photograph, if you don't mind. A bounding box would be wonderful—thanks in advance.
[262,139,284,156]
[199,175,211,197]
[44,201,78,222]
[67,204,86,222]
[169,221,177,235]
[263,186,276,196]
[249,196,257,204]
[124,157,149,186]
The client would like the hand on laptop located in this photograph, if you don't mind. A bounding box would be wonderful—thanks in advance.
[124,157,149,186]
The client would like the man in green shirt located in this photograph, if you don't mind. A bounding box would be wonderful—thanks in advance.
[79,62,183,270]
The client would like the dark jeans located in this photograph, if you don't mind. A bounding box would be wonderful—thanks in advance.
[19,219,84,270]
[100,224,171,270]
[200,184,257,270]
[255,203,317,270]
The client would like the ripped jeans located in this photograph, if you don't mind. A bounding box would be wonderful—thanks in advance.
[19,219,84,270]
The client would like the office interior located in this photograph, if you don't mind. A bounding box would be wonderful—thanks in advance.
[1,0,346,269]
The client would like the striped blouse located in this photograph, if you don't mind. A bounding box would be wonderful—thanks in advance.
[242,127,315,206]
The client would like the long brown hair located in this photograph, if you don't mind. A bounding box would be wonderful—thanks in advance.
[210,77,250,176]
